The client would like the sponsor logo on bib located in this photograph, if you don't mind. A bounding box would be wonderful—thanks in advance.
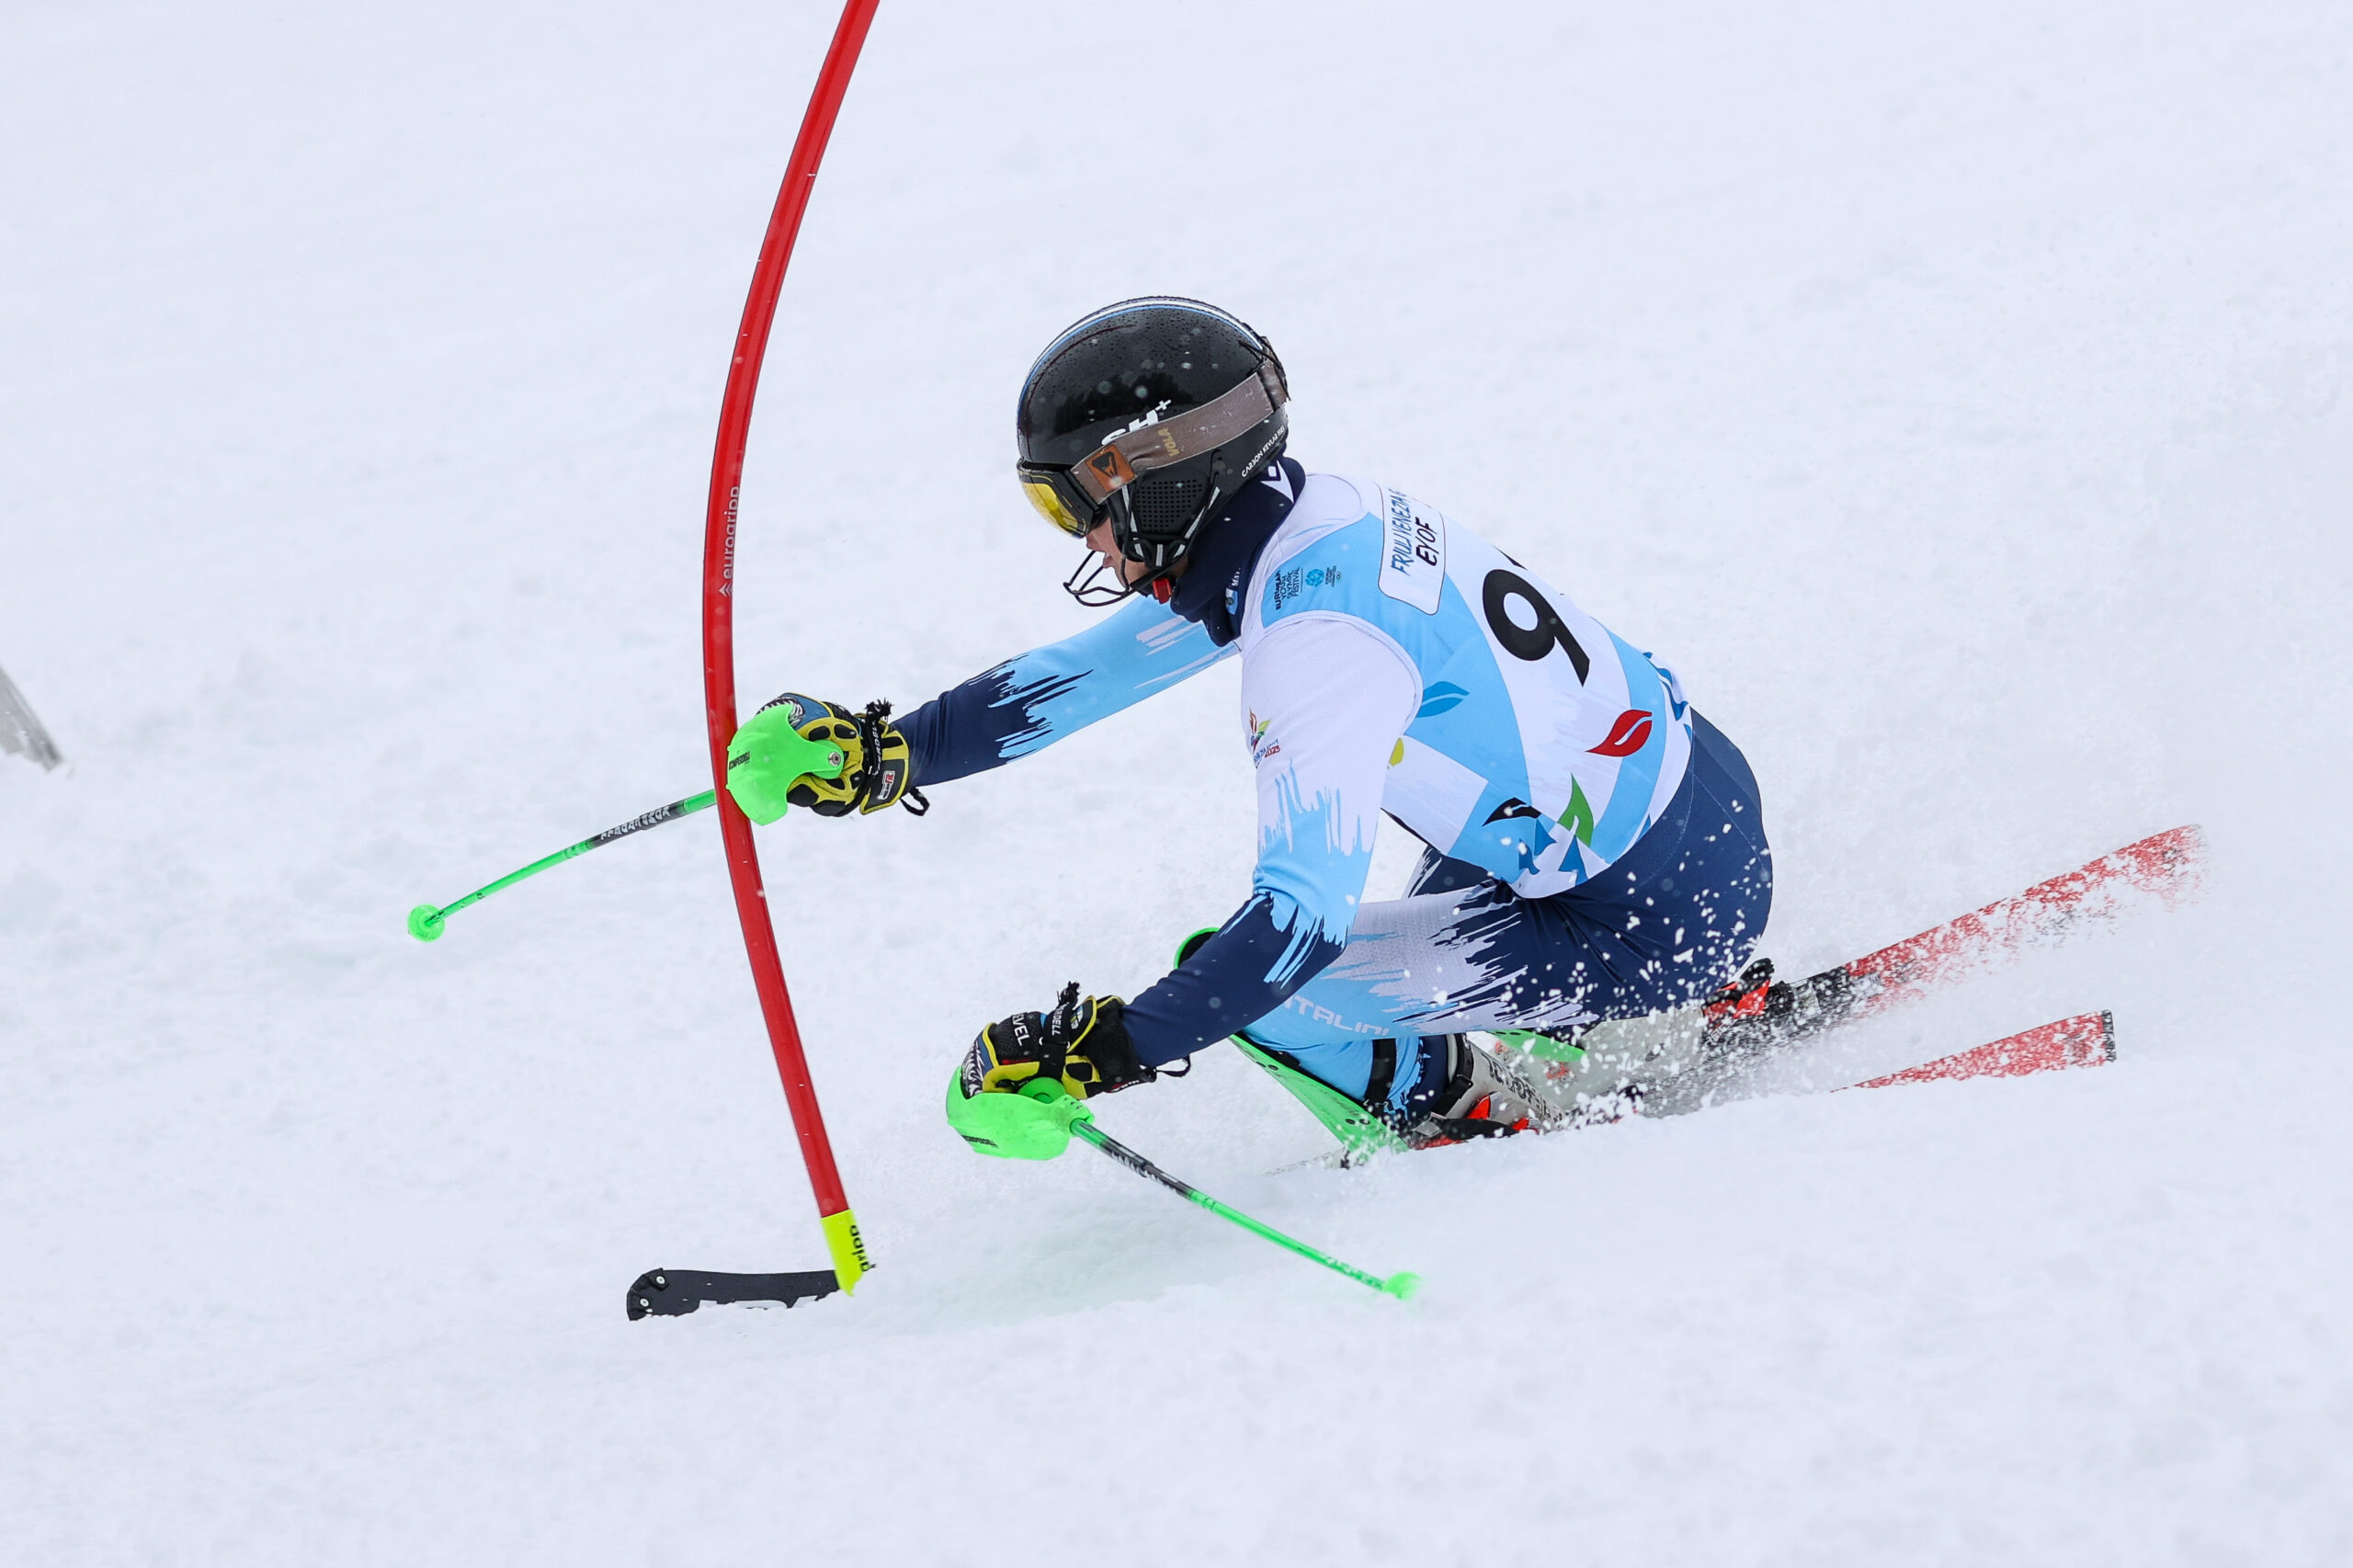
[1246,710,1282,765]
[1271,562,1344,611]
[1588,709,1654,757]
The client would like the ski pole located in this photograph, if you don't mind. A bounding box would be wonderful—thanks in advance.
[407,722,847,941]
[408,790,716,941]
[1068,1119,1420,1300]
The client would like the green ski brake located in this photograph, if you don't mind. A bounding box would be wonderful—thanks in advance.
[1492,1028,1586,1063]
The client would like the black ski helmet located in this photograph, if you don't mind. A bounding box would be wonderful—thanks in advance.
[1016,297,1289,602]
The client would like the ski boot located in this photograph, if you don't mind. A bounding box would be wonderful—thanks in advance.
[1391,1033,1572,1148]
[1230,1030,1579,1162]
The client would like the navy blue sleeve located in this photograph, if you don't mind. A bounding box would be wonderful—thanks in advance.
[899,596,1229,787]
[1120,893,1347,1068]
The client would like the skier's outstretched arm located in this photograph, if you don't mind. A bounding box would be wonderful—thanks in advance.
[724,594,1228,822]
[893,592,1229,786]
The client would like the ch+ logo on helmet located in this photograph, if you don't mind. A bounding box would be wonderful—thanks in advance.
[1108,401,1173,440]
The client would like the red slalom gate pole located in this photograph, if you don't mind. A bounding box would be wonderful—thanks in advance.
[700,0,881,1293]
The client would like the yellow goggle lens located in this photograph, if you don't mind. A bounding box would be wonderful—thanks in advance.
[1020,476,1092,538]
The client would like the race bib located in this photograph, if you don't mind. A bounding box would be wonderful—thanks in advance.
[1378,488,1445,614]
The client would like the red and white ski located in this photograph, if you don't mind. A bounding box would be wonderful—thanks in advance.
[1522,825,2201,1119]
[1699,824,2202,1060]
[1847,1009,2115,1091]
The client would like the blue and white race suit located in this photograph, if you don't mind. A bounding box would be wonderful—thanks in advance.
[900,460,1771,1111]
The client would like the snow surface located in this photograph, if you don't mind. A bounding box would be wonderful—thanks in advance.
[5,1,2350,1562]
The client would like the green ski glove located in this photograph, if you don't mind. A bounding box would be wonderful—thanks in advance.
[726,693,922,824]
[947,984,1156,1159]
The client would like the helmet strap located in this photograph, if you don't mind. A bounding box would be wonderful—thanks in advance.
[1062,550,1139,608]
[1059,477,1233,609]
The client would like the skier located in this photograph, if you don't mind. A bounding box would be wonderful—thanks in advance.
[723,298,1771,1156]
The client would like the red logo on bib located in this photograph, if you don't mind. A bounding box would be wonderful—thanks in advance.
[1588,710,1654,757]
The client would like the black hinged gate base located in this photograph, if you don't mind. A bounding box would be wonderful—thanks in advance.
[626,1267,842,1320]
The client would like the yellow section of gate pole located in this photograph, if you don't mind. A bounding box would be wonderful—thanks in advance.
[821,1207,871,1293]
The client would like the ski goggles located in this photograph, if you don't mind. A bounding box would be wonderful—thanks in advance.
[1016,364,1286,539]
